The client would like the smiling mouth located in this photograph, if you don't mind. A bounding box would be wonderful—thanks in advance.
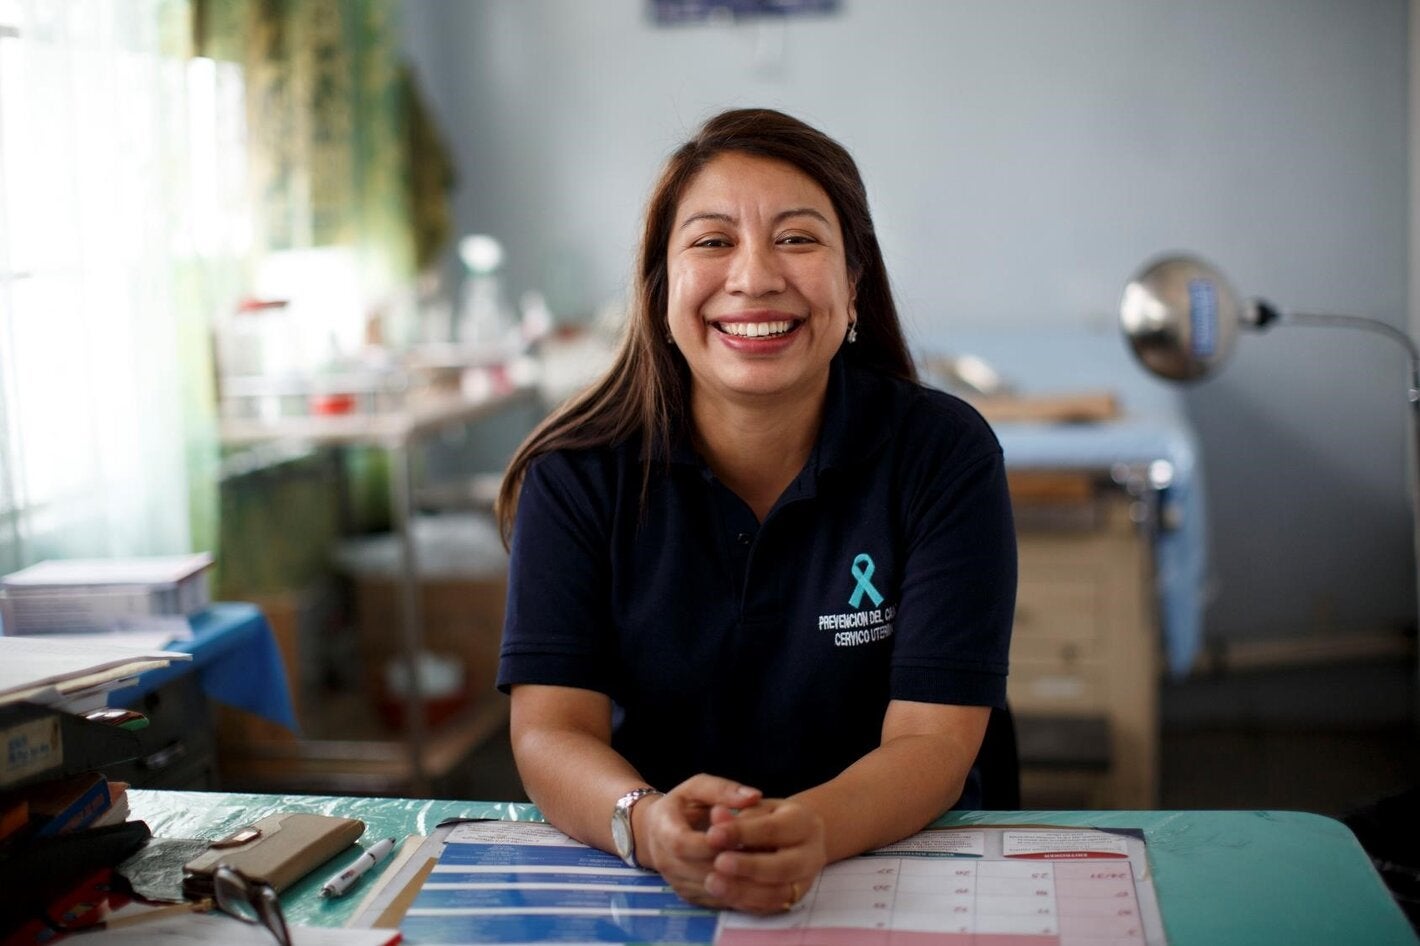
[713,319,803,339]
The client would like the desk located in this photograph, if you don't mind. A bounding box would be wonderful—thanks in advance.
[129,790,1416,945]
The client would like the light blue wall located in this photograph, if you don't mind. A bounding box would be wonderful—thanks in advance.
[402,0,1412,644]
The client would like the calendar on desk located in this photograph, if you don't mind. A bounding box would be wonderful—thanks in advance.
[394,822,1166,945]
[721,827,1166,946]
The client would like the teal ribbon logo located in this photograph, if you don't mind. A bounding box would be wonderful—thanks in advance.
[849,553,883,609]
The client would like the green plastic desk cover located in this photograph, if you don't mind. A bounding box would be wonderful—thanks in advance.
[129,791,1418,945]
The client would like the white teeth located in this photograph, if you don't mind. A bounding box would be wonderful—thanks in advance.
[719,320,793,337]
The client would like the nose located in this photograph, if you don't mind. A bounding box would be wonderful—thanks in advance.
[724,240,786,297]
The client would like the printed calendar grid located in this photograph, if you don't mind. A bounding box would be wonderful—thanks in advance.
[718,856,1148,946]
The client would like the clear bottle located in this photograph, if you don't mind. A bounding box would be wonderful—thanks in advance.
[455,234,517,354]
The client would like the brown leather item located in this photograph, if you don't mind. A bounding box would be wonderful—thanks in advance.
[181,812,365,896]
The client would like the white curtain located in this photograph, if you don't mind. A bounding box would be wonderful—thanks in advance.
[0,0,246,573]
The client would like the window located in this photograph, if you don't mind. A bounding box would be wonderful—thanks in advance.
[0,0,243,571]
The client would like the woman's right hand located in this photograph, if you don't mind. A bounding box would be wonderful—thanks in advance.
[637,775,762,906]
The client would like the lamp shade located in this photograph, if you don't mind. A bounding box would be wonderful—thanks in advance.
[1119,255,1243,381]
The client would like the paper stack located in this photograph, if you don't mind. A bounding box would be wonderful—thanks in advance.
[0,553,214,637]
[0,634,192,714]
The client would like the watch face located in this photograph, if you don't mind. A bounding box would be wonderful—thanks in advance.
[612,808,632,859]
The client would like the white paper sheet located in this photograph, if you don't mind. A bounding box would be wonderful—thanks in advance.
[0,636,190,705]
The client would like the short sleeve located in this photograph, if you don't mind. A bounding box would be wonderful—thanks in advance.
[890,404,1016,708]
[496,452,618,695]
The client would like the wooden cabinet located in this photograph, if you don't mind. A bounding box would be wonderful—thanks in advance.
[1008,477,1159,809]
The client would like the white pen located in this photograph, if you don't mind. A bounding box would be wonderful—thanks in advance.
[320,836,398,898]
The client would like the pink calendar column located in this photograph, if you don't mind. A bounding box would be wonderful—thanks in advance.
[1051,861,1145,946]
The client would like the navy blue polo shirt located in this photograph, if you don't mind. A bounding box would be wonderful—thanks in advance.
[498,356,1016,806]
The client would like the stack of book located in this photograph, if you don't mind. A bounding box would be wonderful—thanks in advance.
[1,771,132,843]
[0,553,214,636]
[0,701,157,937]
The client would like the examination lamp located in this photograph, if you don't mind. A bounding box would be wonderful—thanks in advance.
[1120,254,1420,387]
[1119,254,1420,700]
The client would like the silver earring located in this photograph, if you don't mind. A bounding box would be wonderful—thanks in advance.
[847,323,858,344]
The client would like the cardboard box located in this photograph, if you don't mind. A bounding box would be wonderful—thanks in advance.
[216,590,308,749]
[352,574,507,702]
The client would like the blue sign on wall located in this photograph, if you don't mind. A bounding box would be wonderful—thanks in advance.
[651,0,840,26]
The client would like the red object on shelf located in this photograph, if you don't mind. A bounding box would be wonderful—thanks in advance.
[310,392,357,415]
[376,689,470,730]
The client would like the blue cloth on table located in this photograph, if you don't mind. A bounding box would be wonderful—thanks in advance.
[105,602,298,731]
[919,327,1208,677]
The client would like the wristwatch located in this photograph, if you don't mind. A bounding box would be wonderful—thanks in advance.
[611,787,663,868]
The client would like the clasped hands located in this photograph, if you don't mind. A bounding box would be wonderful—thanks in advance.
[635,774,826,915]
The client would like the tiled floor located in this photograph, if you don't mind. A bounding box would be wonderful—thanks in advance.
[1160,726,1420,815]
[1157,658,1420,816]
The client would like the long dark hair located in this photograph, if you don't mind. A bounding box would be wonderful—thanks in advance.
[496,108,915,545]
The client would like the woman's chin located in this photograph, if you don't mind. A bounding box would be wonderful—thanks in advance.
[696,363,830,405]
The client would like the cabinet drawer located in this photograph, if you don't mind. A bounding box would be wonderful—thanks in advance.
[1007,658,1108,713]
[1012,576,1102,650]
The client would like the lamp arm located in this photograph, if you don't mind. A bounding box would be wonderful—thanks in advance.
[1267,309,1420,401]
[1283,312,1420,723]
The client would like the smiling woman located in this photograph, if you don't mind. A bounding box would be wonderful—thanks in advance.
[669,153,855,414]
[667,152,860,517]
[493,108,1017,916]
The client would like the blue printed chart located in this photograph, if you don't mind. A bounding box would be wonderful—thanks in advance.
[399,821,718,944]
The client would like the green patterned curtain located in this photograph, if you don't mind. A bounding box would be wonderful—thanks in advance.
[191,0,456,596]
[193,0,431,293]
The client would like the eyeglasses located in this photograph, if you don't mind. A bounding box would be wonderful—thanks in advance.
[212,864,292,946]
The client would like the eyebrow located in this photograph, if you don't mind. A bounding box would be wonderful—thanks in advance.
[677,207,832,231]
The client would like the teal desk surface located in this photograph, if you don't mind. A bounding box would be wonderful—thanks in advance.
[129,790,1417,945]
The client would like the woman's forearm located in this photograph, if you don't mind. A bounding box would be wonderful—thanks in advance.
[509,684,655,855]
[511,722,651,853]
[791,704,987,863]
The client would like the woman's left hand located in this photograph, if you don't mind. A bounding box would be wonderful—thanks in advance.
[700,798,826,915]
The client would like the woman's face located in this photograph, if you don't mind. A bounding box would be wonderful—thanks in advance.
[666,151,856,409]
